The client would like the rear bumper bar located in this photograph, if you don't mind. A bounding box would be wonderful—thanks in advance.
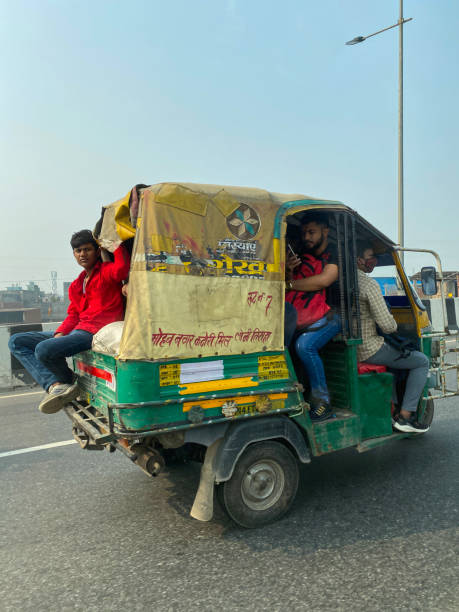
[63,402,116,446]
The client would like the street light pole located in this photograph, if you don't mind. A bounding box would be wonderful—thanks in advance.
[398,0,404,262]
[346,2,413,264]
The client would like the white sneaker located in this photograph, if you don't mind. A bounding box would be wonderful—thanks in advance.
[38,382,79,414]
[393,415,429,434]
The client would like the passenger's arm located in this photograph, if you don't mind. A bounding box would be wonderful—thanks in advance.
[367,281,398,334]
[101,244,131,283]
[288,263,338,292]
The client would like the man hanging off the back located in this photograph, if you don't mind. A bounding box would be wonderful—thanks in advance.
[285,213,341,422]
[9,230,130,414]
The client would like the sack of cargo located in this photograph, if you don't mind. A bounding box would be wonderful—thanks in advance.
[92,321,124,356]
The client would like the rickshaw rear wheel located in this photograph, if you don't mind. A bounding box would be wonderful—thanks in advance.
[216,441,299,528]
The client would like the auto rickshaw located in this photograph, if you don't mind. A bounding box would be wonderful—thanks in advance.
[65,182,458,528]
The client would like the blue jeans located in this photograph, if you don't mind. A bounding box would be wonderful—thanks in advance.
[8,330,93,391]
[295,313,341,404]
[364,342,429,412]
[284,302,298,347]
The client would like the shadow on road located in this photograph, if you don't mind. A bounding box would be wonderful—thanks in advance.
[217,421,458,554]
[151,413,458,554]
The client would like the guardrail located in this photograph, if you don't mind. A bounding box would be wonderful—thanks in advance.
[422,297,459,334]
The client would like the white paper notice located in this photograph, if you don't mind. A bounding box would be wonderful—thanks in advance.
[179,360,224,384]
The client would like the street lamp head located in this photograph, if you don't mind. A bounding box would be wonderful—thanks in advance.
[345,36,366,45]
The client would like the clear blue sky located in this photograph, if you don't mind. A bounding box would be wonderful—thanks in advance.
[1,0,458,292]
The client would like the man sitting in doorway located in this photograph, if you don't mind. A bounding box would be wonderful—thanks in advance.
[8,230,130,414]
[356,241,429,433]
[285,213,341,422]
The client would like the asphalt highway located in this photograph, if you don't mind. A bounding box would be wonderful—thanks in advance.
[1,389,458,611]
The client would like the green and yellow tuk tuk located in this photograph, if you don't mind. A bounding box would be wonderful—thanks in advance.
[65,182,458,528]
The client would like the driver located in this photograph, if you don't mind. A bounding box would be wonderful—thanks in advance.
[356,241,430,433]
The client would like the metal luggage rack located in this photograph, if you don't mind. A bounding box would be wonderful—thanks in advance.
[64,402,116,446]
[63,402,162,468]
[422,332,459,401]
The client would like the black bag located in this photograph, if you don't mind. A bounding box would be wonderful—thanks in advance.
[377,329,418,360]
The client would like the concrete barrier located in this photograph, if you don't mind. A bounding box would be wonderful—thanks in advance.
[425,298,459,332]
[0,322,62,390]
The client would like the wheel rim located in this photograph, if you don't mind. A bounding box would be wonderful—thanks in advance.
[241,460,285,511]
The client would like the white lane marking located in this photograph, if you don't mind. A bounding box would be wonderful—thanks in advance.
[0,439,77,458]
[0,391,43,399]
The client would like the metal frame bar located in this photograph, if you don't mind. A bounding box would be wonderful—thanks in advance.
[64,400,303,441]
[351,216,361,339]
[421,331,459,401]
[343,215,351,333]
[273,200,345,239]
[335,212,347,338]
[114,405,301,437]
[110,383,302,410]
[395,246,452,335]
[63,403,115,444]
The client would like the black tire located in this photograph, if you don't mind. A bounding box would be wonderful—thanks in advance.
[419,397,434,428]
[216,441,299,529]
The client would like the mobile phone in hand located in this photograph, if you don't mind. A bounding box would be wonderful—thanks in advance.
[287,243,297,258]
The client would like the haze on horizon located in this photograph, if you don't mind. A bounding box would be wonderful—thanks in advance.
[1,0,458,293]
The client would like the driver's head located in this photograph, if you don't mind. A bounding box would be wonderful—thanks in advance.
[301,213,329,253]
[357,241,378,273]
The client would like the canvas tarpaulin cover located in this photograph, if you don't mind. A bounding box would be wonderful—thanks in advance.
[99,182,316,361]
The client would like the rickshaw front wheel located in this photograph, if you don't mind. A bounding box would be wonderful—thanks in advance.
[216,441,299,528]
[419,397,434,428]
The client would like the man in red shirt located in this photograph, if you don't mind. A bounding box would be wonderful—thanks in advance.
[8,230,130,414]
[285,213,340,422]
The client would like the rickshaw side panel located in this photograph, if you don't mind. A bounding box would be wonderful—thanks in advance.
[74,351,117,409]
[321,339,393,442]
[321,340,357,411]
[73,349,304,434]
[357,374,393,438]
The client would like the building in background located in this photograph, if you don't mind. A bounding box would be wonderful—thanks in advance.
[410,271,459,299]
[0,281,70,323]
[63,281,71,306]
[373,277,401,296]
[0,281,71,387]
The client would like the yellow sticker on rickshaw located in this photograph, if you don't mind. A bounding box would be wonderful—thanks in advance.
[258,354,289,381]
[159,363,181,386]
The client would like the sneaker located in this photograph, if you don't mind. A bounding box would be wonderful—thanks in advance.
[393,414,429,434]
[39,382,80,414]
[309,403,333,422]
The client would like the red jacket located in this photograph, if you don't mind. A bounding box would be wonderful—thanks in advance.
[56,245,130,336]
[285,253,330,328]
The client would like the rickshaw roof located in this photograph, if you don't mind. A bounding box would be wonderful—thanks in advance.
[104,182,395,245]
[141,182,328,209]
[101,181,395,361]
[133,182,396,247]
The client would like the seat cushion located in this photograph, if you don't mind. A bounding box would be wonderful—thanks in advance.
[357,363,387,374]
